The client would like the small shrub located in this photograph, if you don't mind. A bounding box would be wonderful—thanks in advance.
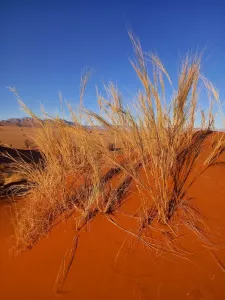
[24,139,33,149]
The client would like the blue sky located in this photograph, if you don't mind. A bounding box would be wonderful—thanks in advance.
[1,0,225,126]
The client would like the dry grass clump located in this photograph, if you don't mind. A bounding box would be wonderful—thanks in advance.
[7,89,130,252]
[5,92,104,250]
[83,32,225,245]
[7,32,225,289]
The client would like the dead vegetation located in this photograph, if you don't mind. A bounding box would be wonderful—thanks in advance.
[5,32,225,290]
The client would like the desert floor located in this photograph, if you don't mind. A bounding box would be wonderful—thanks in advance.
[1,127,225,299]
[0,126,36,149]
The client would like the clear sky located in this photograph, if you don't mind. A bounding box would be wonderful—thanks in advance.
[1,0,225,126]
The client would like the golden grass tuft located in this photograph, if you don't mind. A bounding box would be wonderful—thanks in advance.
[7,32,225,289]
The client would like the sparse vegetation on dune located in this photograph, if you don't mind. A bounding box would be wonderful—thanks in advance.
[6,33,225,289]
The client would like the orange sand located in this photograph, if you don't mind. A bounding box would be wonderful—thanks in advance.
[1,130,225,299]
[1,162,225,299]
[0,126,36,149]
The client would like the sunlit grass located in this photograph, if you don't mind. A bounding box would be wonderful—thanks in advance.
[7,31,225,290]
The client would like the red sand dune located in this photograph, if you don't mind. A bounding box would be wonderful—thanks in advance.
[1,136,225,299]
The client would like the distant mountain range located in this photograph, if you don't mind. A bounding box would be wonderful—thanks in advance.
[0,117,74,127]
[0,117,106,130]
[1,117,223,131]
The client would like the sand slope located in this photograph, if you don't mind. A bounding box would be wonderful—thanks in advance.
[1,158,225,299]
